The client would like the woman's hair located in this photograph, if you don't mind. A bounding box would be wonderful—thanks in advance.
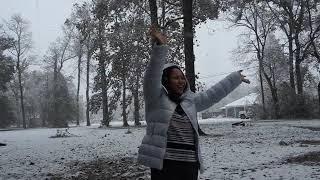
[161,66,183,88]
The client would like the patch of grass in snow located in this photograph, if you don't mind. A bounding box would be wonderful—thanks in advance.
[279,140,293,146]
[50,157,150,180]
[125,129,133,134]
[286,151,320,166]
[296,140,320,145]
[279,139,320,146]
[294,126,320,131]
[0,128,24,131]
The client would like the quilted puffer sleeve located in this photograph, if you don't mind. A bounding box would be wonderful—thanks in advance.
[143,44,169,104]
[194,71,242,112]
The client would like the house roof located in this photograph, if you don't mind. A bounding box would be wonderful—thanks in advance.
[223,93,259,108]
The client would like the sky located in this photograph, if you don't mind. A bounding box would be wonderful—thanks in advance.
[0,0,81,55]
[0,0,254,95]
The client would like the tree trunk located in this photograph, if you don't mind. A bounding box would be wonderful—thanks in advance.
[17,58,26,129]
[283,4,296,93]
[253,3,266,119]
[52,56,58,127]
[149,0,159,46]
[98,17,109,127]
[42,74,49,127]
[294,31,303,95]
[76,54,82,126]
[318,81,320,116]
[99,59,108,126]
[149,0,158,26]
[295,59,305,118]
[182,0,206,135]
[292,1,305,95]
[263,72,280,119]
[99,55,108,126]
[122,75,129,127]
[134,74,141,126]
[294,32,305,117]
[183,0,196,92]
[259,67,266,119]
[13,89,21,128]
[288,37,295,91]
[271,68,280,119]
[256,48,266,119]
[161,0,165,27]
[86,53,91,126]
[295,60,303,95]
[313,51,320,117]
[295,61,303,95]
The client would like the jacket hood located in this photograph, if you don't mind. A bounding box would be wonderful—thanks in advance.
[161,63,191,95]
[162,63,180,71]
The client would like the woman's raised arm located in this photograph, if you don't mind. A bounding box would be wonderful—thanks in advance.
[194,71,250,112]
[143,26,169,104]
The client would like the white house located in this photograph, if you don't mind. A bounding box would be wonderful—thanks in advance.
[222,93,259,118]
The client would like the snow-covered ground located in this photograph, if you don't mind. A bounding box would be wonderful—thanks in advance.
[1,118,320,179]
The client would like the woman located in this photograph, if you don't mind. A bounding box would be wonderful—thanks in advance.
[138,26,249,180]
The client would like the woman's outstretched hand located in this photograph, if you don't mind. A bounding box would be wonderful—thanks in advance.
[149,25,167,45]
[239,70,250,84]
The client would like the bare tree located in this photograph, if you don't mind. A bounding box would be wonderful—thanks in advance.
[263,34,288,118]
[73,2,97,126]
[44,21,76,127]
[67,8,90,126]
[267,1,296,91]
[66,17,85,126]
[75,37,84,126]
[305,0,320,115]
[232,1,277,118]
[3,14,32,129]
[268,0,320,95]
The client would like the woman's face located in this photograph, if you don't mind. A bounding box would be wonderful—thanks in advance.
[167,68,187,96]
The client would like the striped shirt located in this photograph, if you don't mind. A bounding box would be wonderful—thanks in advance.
[164,105,197,162]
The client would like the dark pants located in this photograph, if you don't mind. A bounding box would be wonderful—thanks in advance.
[151,159,199,180]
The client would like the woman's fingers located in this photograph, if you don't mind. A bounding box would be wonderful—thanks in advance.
[239,70,250,84]
[149,25,157,33]
[148,25,157,39]
[148,25,167,45]
[157,34,167,44]
[242,79,250,84]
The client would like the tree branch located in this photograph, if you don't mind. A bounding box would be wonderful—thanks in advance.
[162,17,184,29]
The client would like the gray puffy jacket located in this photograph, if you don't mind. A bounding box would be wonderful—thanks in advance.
[137,44,242,173]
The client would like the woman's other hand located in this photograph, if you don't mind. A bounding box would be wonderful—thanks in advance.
[149,25,167,45]
[239,70,250,84]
